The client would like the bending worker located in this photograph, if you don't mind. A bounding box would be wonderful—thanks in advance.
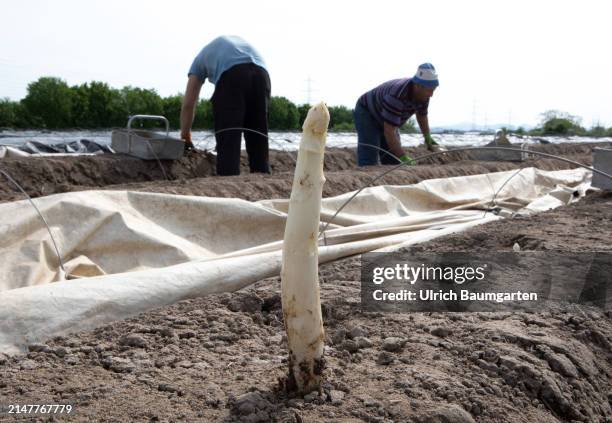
[354,63,439,166]
[180,35,271,175]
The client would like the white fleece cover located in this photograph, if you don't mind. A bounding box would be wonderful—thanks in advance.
[0,167,591,354]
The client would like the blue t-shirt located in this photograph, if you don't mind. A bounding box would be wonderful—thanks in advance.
[188,35,267,85]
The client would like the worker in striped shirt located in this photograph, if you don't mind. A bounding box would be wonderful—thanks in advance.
[354,63,439,166]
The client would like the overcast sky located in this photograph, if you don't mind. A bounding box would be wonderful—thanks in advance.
[1,0,610,127]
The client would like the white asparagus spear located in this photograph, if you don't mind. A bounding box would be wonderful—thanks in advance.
[281,102,330,394]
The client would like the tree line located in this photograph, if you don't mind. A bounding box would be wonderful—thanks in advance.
[511,110,612,137]
[2,77,608,136]
[0,76,366,132]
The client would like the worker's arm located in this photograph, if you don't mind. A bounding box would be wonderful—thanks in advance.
[416,113,430,139]
[417,113,438,150]
[180,75,203,145]
[382,122,405,158]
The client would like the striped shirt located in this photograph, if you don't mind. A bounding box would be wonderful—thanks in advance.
[358,78,428,127]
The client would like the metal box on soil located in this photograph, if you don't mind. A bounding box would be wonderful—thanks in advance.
[111,115,184,160]
[592,147,612,190]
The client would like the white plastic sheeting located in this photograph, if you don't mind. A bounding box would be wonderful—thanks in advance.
[0,146,30,158]
[0,167,591,354]
[0,146,97,158]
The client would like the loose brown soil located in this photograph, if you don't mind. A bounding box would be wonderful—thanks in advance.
[0,143,608,203]
[0,143,611,422]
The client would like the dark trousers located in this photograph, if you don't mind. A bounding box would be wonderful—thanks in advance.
[354,102,399,166]
[212,63,271,176]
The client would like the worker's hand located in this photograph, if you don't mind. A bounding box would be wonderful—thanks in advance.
[424,134,440,152]
[181,130,195,152]
[399,154,416,165]
[424,133,438,146]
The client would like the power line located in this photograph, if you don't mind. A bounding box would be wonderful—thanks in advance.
[303,76,316,105]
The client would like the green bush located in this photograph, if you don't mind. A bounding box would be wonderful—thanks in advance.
[162,95,183,129]
[121,87,163,116]
[88,82,118,127]
[268,96,299,130]
[12,102,37,128]
[0,98,18,127]
[297,103,310,128]
[331,121,355,131]
[535,110,585,136]
[106,89,130,127]
[400,117,417,133]
[588,125,607,138]
[70,84,90,127]
[71,82,121,127]
[5,76,371,133]
[193,99,213,129]
[543,118,583,135]
[328,105,353,129]
[22,77,74,128]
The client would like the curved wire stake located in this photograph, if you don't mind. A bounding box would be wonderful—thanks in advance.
[317,146,612,244]
[145,140,170,181]
[483,167,526,218]
[0,168,66,273]
[314,141,427,245]
[196,127,298,165]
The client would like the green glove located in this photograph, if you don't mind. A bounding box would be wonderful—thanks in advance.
[399,154,415,165]
[424,134,438,146]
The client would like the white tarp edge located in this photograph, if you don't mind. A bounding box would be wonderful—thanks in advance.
[0,146,30,158]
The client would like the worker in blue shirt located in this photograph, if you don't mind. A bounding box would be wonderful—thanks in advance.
[181,35,271,176]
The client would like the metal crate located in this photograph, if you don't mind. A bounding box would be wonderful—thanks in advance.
[469,134,525,162]
[111,115,184,160]
[592,147,612,190]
